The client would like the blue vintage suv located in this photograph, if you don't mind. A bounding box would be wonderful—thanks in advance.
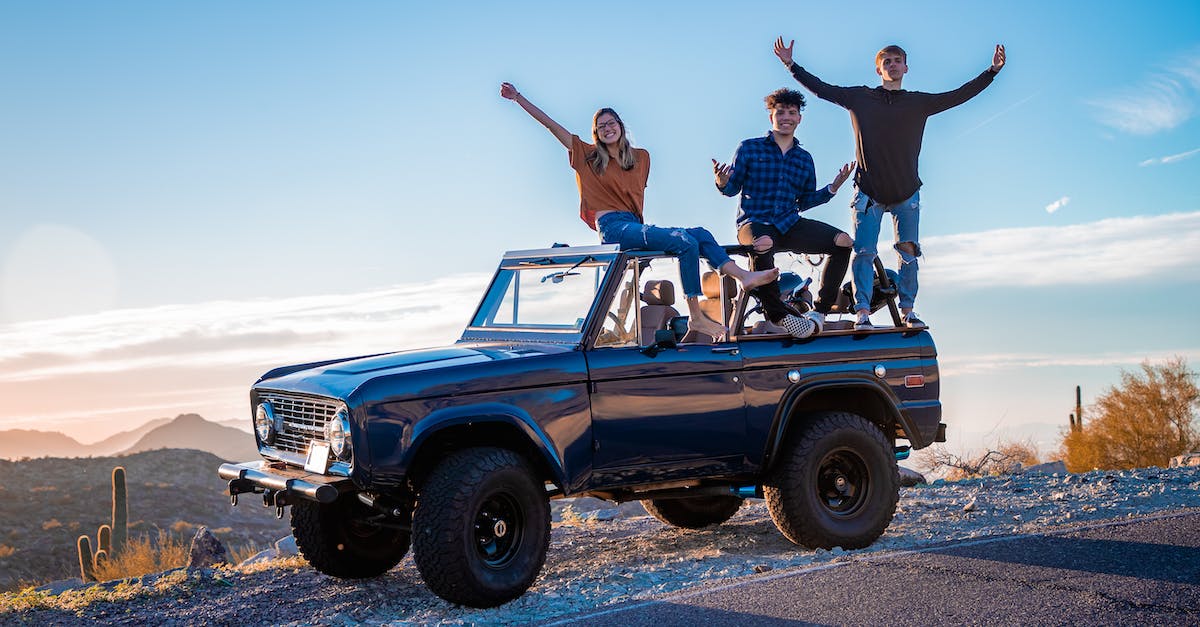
[219,244,943,607]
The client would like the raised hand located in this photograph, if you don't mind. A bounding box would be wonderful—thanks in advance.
[774,37,795,66]
[712,158,733,188]
[500,82,521,100]
[830,161,856,193]
[991,44,1006,73]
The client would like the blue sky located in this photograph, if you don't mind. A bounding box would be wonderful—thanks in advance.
[1,1,1198,456]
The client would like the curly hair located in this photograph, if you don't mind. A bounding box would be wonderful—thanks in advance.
[764,88,806,110]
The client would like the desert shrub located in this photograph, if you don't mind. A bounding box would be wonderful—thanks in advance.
[170,520,196,534]
[41,519,62,531]
[0,544,15,559]
[1061,357,1199,472]
[92,530,191,582]
[917,437,1042,480]
[226,541,265,565]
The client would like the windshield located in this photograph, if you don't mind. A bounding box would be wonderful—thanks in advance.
[467,254,614,337]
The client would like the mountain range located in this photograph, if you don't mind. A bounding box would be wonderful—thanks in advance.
[0,414,258,461]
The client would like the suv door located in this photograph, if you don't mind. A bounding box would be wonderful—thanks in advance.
[585,256,747,486]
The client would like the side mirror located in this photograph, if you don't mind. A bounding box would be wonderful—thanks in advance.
[642,329,677,356]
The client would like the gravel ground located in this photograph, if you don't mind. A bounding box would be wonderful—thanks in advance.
[3,465,1199,625]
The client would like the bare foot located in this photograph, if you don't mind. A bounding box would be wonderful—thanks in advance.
[738,267,780,292]
[687,314,727,341]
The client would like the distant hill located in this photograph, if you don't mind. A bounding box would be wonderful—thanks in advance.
[0,430,91,460]
[0,415,257,461]
[121,414,260,462]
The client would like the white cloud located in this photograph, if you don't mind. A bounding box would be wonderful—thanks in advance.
[0,272,491,383]
[939,348,1200,377]
[1089,51,1200,135]
[1045,196,1070,214]
[1139,147,1200,167]
[922,211,1200,288]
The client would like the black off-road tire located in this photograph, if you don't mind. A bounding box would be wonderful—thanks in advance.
[641,495,744,529]
[764,411,898,550]
[412,447,550,608]
[291,496,411,578]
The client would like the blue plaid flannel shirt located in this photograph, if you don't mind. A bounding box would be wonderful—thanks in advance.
[719,133,834,232]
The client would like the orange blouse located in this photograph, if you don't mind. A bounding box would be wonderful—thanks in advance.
[568,135,650,230]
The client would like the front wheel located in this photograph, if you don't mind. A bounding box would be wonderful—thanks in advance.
[412,447,550,608]
[764,411,898,550]
[641,495,743,529]
[291,496,411,578]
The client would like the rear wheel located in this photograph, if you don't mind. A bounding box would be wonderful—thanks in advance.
[291,496,411,578]
[764,411,898,550]
[641,495,743,529]
[412,447,550,608]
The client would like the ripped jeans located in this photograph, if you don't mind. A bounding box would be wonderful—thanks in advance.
[597,211,731,297]
[850,189,920,312]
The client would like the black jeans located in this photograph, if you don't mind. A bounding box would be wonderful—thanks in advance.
[737,218,851,321]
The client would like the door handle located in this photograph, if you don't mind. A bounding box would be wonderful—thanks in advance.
[711,347,740,355]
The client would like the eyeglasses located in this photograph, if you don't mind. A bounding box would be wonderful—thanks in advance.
[596,120,620,130]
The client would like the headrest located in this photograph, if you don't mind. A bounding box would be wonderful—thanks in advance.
[701,272,735,299]
[641,280,675,306]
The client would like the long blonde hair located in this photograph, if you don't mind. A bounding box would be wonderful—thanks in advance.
[588,108,636,175]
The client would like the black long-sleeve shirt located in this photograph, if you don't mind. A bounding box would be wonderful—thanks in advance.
[787,62,996,205]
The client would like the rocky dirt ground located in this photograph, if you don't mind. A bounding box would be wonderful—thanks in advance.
[3,464,1199,625]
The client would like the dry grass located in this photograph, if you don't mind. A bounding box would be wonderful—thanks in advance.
[41,519,62,531]
[92,531,189,582]
[0,544,15,559]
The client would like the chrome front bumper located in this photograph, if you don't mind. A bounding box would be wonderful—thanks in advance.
[218,460,353,507]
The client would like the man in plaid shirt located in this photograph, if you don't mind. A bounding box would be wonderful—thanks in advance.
[714,88,854,338]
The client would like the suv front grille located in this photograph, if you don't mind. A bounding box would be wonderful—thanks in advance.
[259,392,340,456]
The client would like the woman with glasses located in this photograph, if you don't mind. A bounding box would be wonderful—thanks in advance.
[500,82,777,340]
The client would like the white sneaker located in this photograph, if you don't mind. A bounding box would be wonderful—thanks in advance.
[903,311,927,329]
[854,312,874,331]
[780,314,816,339]
[803,310,825,334]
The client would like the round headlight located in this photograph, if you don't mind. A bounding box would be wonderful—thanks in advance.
[325,408,352,459]
[255,403,276,444]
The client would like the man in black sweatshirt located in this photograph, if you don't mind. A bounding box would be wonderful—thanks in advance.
[774,37,1006,330]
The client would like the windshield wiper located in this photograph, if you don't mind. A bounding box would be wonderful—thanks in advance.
[541,255,595,283]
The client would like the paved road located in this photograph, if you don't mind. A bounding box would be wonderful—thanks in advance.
[546,511,1200,626]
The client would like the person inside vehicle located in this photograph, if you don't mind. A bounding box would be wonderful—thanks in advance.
[500,81,778,341]
[714,88,854,339]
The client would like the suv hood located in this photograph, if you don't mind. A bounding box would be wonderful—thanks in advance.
[253,342,584,402]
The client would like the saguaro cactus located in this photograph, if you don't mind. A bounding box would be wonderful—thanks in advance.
[77,535,95,581]
[98,524,112,555]
[111,467,127,555]
[73,466,130,581]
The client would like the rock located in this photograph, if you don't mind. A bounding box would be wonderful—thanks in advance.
[1170,452,1200,468]
[187,526,228,569]
[753,564,773,573]
[274,535,298,556]
[240,549,282,566]
[593,509,620,521]
[898,466,926,487]
[35,578,87,595]
[1021,460,1068,475]
[962,497,977,513]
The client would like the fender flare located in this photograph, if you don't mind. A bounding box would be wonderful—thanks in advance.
[402,402,568,487]
[764,374,924,470]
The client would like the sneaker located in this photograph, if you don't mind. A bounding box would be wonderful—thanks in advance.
[854,312,874,331]
[803,310,825,334]
[903,312,927,329]
[779,314,816,339]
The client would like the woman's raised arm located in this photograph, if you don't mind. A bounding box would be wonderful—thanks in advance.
[500,82,572,149]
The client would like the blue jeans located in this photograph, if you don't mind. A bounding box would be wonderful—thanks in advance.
[850,189,920,312]
[597,212,732,297]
